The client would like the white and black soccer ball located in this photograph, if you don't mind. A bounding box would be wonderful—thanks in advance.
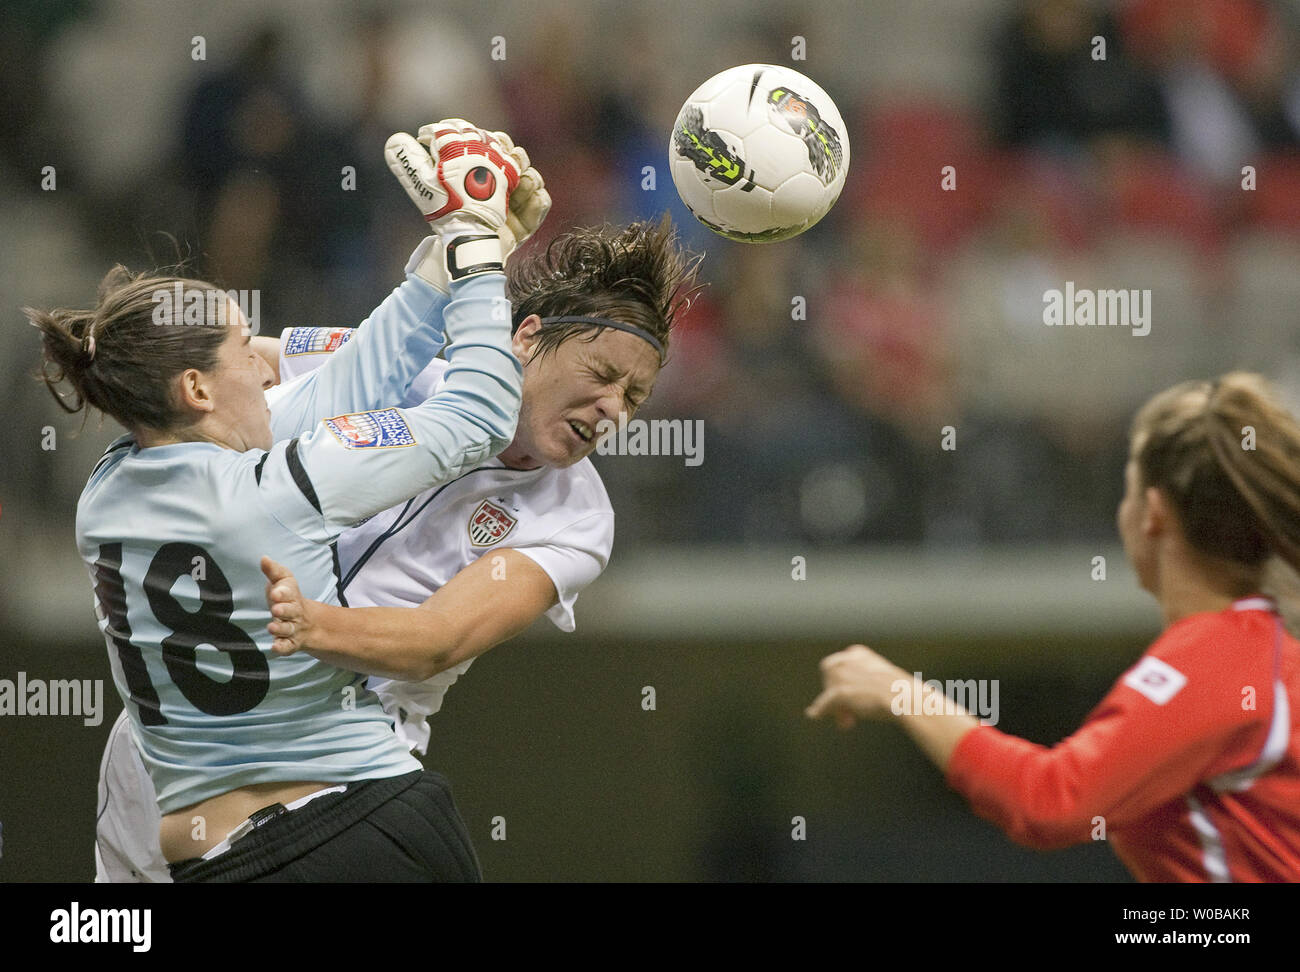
[669,64,850,243]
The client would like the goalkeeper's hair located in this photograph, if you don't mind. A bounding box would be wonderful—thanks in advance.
[506,213,704,362]
[26,265,229,434]
[1131,373,1300,621]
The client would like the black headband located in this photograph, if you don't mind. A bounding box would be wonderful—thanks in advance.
[537,316,665,363]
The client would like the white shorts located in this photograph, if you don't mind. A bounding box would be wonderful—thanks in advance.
[94,710,170,883]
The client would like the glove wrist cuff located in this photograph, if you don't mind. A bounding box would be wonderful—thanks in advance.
[444,233,505,281]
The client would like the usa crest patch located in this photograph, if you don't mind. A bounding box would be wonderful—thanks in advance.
[468,499,517,546]
[324,409,416,450]
[284,326,354,356]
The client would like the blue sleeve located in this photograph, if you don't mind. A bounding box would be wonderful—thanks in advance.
[276,335,445,408]
[267,269,450,442]
[258,273,521,540]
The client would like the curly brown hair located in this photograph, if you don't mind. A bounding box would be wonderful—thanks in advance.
[506,214,704,363]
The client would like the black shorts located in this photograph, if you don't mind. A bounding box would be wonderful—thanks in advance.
[167,770,481,883]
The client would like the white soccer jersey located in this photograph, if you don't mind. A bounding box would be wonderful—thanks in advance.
[95,710,164,882]
[95,331,613,882]
[283,336,615,754]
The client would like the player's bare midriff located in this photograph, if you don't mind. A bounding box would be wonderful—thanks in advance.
[159,780,333,862]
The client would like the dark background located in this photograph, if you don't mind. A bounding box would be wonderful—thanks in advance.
[1,627,1135,881]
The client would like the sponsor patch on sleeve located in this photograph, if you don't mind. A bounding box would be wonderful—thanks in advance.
[1122,656,1188,706]
[324,409,417,450]
[283,326,355,356]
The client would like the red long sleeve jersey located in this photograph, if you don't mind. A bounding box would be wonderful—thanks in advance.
[945,597,1300,882]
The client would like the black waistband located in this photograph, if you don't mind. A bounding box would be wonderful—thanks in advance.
[168,770,424,883]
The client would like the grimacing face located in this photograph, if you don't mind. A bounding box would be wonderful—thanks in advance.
[500,315,662,469]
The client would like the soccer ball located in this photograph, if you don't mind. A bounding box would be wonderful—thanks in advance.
[669,64,849,243]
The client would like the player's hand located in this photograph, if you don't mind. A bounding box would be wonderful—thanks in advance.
[806,644,909,729]
[386,119,519,233]
[419,123,549,258]
[470,128,550,255]
[388,119,538,284]
[388,126,547,255]
[261,556,313,656]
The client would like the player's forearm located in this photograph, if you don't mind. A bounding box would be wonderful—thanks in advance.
[268,271,449,441]
[431,271,522,449]
[297,600,457,681]
[943,727,1097,849]
[289,274,520,531]
[944,702,1219,848]
[891,676,982,772]
[328,268,451,407]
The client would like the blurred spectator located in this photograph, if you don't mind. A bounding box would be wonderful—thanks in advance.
[177,24,331,319]
[814,220,955,443]
[0,0,92,176]
[990,0,1169,151]
[498,14,617,237]
[1122,0,1300,181]
[9,0,1300,557]
[850,99,996,255]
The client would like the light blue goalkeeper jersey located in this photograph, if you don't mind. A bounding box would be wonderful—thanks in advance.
[76,269,521,814]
